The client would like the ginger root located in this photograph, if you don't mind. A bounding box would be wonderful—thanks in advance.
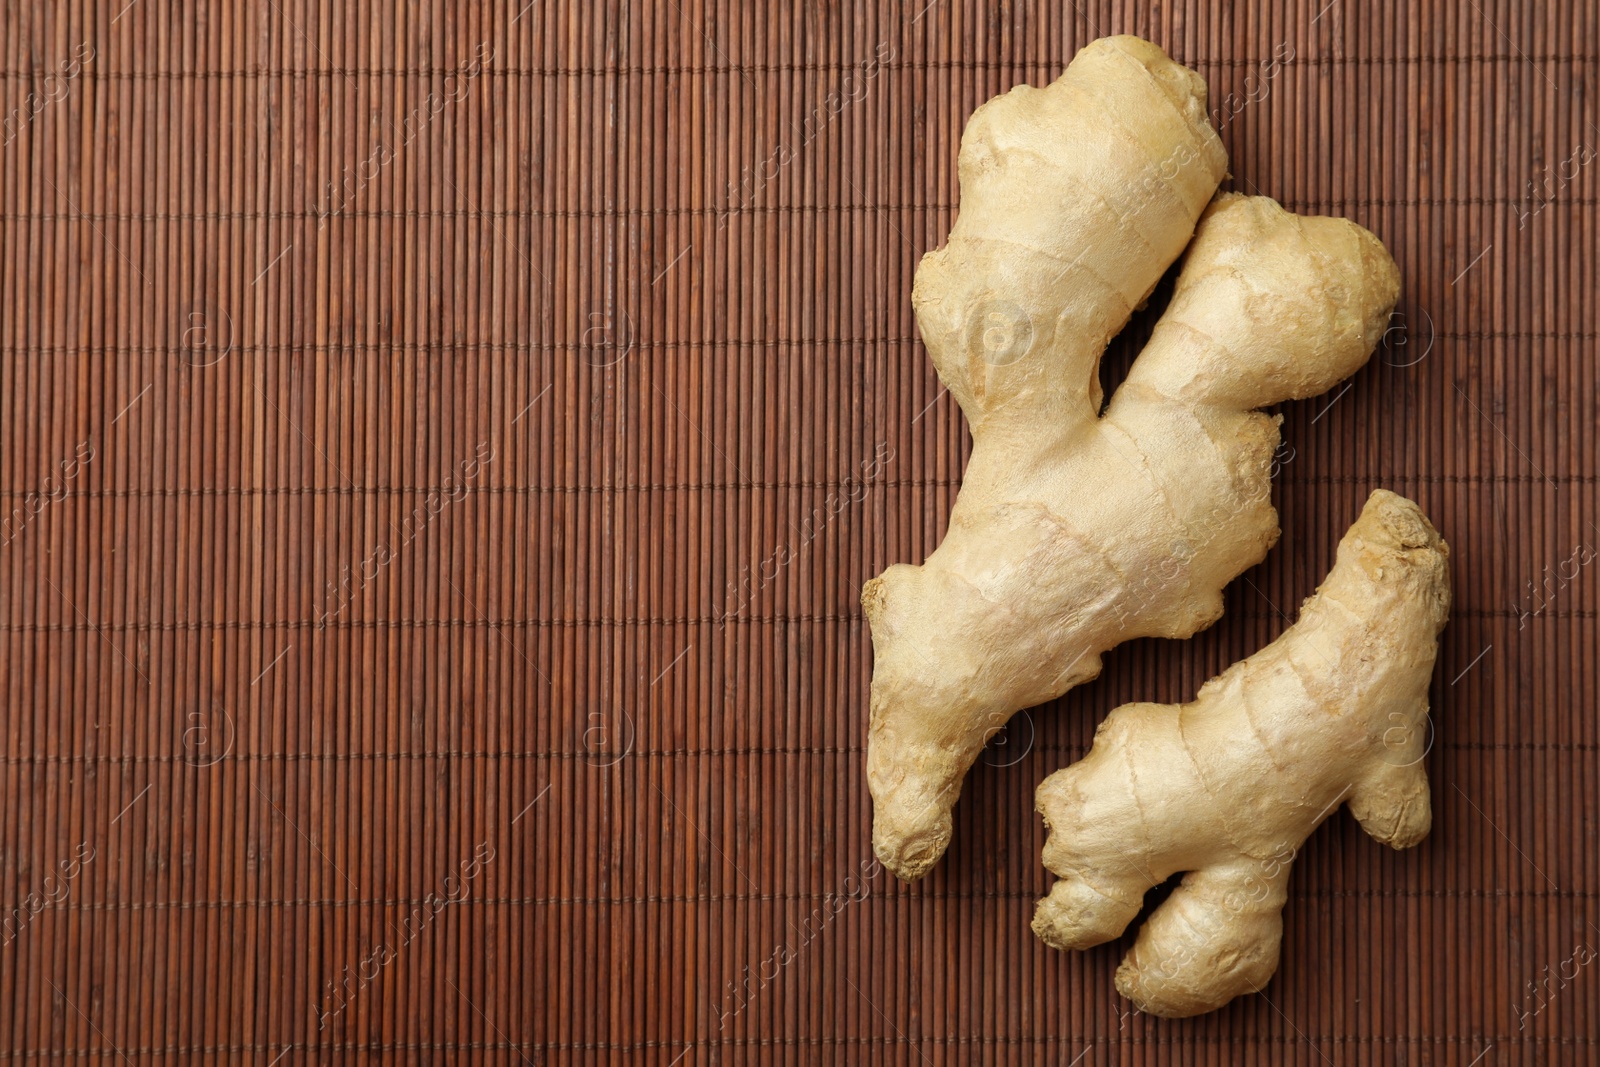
[862,35,1401,880]
[1033,490,1451,1017]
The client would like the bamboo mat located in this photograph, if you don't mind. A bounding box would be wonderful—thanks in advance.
[0,1,1595,1063]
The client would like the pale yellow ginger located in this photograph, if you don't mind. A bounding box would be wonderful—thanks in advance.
[1033,490,1451,1017]
[861,35,1401,880]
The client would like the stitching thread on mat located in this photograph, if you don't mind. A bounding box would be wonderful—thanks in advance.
[1,331,1592,362]
[0,1035,1592,1058]
[0,477,964,498]
[0,53,1588,79]
[2,740,1579,766]
[4,197,1596,223]
[0,606,1585,633]
[0,474,1590,499]
[16,886,1596,913]
[0,338,925,356]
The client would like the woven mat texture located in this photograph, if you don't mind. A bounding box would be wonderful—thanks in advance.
[1,1,1597,1064]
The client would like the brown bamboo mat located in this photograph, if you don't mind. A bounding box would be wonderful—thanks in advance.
[0,1,1595,1063]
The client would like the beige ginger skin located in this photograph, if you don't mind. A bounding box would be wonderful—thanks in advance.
[1033,490,1451,1017]
[861,36,1402,880]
